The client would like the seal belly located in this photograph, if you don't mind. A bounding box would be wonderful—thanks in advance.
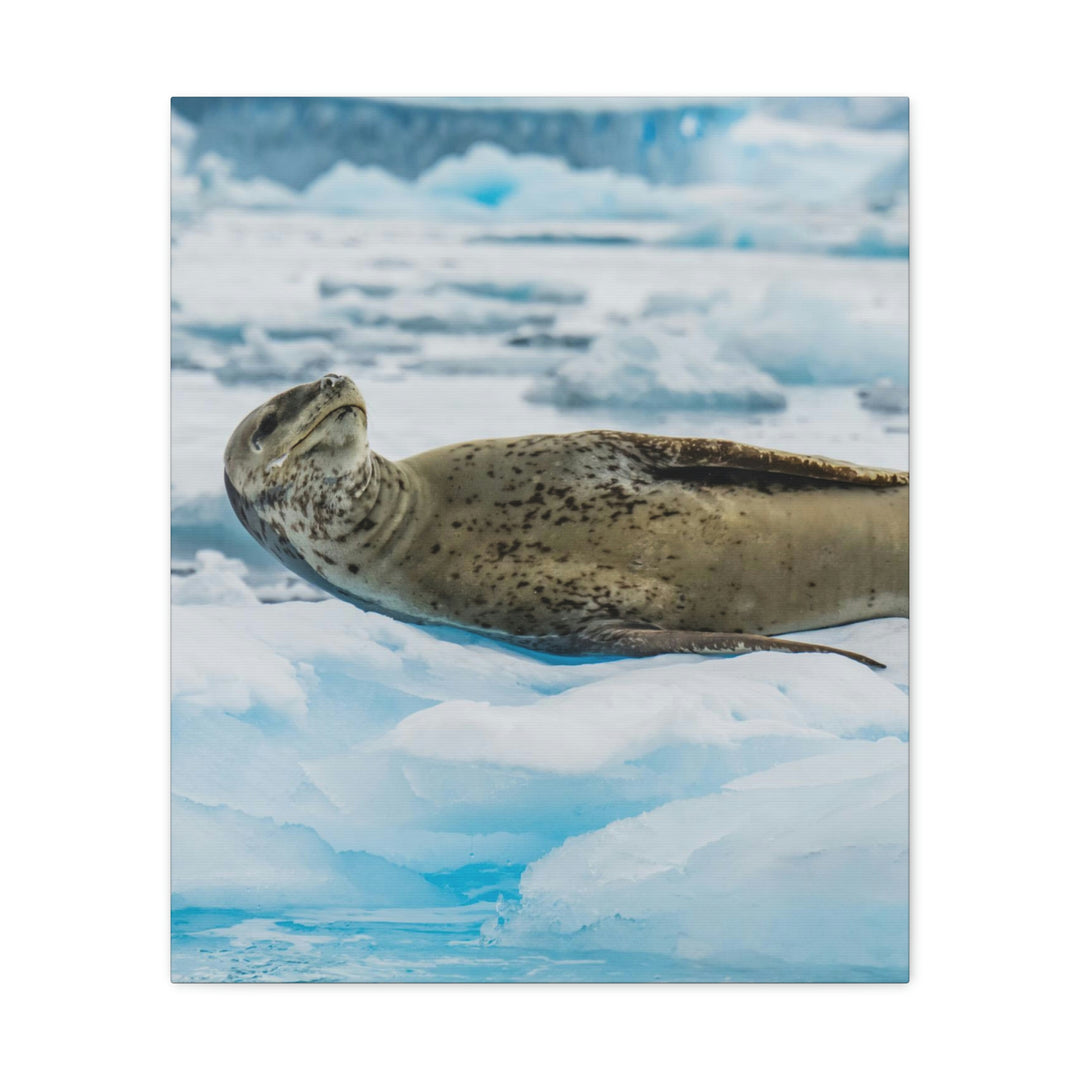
[649,482,910,634]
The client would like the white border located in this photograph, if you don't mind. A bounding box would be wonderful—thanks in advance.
[7,3,1077,1077]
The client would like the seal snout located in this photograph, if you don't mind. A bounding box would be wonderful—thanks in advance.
[310,373,365,421]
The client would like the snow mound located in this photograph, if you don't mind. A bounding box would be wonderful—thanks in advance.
[172,796,450,910]
[490,738,908,977]
[526,330,787,411]
[642,291,725,318]
[172,549,327,606]
[327,292,556,336]
[170,328,227,373]
[385,652,906,775]
[858,379,910,413]
[172,550,259,606]
[707,287,908,386]
[217,326,343,383]
[318,277,398,300]
[401,341,573,377]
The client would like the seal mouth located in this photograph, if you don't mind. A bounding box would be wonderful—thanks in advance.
[288,402,367,454]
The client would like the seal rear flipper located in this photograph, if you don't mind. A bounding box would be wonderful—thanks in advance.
[578,622,886,669]
[613,431,908,487]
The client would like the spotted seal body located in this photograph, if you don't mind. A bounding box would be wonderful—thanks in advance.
[224,376,908,667]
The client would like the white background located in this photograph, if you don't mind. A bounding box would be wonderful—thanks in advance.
[5,2,1076,1076]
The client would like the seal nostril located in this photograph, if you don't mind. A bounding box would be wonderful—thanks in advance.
[320,374,344,391]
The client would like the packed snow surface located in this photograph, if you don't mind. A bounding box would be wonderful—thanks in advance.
[172,101,908,981]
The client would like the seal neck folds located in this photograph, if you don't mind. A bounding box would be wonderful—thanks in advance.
[330,453,418,549]
[283,450,423,575]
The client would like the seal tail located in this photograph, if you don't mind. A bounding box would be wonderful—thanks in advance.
[580,624,885,669]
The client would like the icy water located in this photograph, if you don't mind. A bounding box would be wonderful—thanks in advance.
[171,208,908,982]
[171,906,906,984]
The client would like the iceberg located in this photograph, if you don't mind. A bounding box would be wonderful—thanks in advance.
[303,161,432,217]
[719,114,909,201]
[172,97,904,190]
[170,100,908,259]
[416,143,700,219]
[296,144,714,221]
[191,152,298,211]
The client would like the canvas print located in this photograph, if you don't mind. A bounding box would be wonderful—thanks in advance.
[171,97,909,982]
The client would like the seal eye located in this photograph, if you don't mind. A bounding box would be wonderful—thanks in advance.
[251,411,279,452]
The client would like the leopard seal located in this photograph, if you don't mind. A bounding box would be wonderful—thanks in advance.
[224,375,908,667]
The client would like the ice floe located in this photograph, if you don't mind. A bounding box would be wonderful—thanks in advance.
[527,329,787,411]
[173,596,906,871]
[172,796,451,910]
[489,738,908,977]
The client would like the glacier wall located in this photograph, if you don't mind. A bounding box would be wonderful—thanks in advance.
[173,96,907,189]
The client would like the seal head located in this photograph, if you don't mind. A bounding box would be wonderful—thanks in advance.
[223,375,395,608]
[225,374,368,502]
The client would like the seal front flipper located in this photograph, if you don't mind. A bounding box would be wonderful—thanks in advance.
[576,621,886,669]
[614,432,908,487]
